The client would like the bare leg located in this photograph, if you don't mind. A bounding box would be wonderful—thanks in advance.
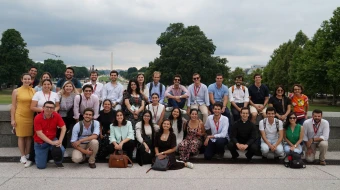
[18,137,26,156]
[24,137,32,155]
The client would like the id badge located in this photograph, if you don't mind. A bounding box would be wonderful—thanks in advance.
[194,96,197,104]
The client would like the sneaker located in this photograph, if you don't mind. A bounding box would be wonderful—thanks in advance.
[166,107,173,112]
[180,109,187,115]
[20,156,27,164]
[89,163,96,169]
[24,161,33,168]
[320,160,326,166]
[48,159,54,163]
[64,151,69,158]
[55,163,64,169]
[186,162,194,169]
[25,154,30,159]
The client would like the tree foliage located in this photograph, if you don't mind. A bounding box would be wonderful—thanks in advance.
[72,66,89,79]
[0,29,29,85]
[145,23,230,86]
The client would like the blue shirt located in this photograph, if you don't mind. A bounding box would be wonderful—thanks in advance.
[187,83,210,106]
[57,78,82,89]
[71,120,100,143]
[146,82,166,104]
[208,83,229,102]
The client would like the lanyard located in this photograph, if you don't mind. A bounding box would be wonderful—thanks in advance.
[44,92,51,102]
[152,105,159,123]
[92,84,97,93]
[214,116,220,132]
[194,85,201,97]
[313,120,321,135]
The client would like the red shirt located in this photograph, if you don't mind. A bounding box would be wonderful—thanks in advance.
[34,112,65,144]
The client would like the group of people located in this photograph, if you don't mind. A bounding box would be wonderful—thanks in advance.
[10,66,330,170]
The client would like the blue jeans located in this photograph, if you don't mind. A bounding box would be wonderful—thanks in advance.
[167,91,186,109]
[34,138,65,169]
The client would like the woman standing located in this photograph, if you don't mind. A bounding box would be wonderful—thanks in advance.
[135,110,155,166]
[124,79,145,129]
[178,109,205,161]
[268,85,291,122]
[168,108,187,146]
[283,112,304,154]
[57,81,78,156]
[11,73,35,167]
[31,79,60,113]
[290,84,309,125]
[97,99,116,159]
[137,73,149,104]
[154,119,194,170]
[146,93,165,132]
[108,110,135,159]
[34,72,57,92]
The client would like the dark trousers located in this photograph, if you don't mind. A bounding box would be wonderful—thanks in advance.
[227,141,259,159]
[108,140,135,160]
[230,103,245,123]
[204,138,228,160]
[57,117,75,149]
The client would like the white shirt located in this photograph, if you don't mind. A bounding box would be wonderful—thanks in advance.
[204,115,229,140]
[32,91,60,108]
[303,118,330,141]
[259,118,283,140]
[228,85,249,103]
[102,82,124,104]
[83,82,103,100]
[146,104,165,125]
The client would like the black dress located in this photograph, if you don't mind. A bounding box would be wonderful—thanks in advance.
[97,109,116,135]
[154,132,185,170]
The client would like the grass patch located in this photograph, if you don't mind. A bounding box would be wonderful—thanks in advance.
[309,103,340,112]
[0,89,13,104]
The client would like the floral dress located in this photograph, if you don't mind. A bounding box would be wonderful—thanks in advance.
[123,92,144,129]
[178,121,203,161]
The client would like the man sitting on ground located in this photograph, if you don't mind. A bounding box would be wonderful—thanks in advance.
[71,108,100,169]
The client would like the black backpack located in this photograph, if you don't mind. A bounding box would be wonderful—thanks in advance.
[284,151,306,169]
[149,82,163,98]
[77,121,94,137]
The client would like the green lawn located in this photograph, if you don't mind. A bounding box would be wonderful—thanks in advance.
[0,89,12,104]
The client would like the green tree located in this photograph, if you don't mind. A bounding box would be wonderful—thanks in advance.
[42,59,66,79]
[138,67,148,73]
[145,23,230,86]
[228,67,246,86]
[0,29,29,87]
[72,66,89,79]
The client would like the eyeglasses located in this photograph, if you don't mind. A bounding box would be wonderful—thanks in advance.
[193,77,199,80]
[174,79,180,81]
[289,117,296,120]
[44,106,55,110]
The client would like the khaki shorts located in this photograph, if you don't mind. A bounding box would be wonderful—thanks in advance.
[249,104,267,114]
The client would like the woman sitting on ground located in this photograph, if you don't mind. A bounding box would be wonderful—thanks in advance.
[154,119,194,170]
[135,110,155,166]
[168,107,187,147]
[283,112,304,154]
[178,109,205,161]
[108,110,135,160]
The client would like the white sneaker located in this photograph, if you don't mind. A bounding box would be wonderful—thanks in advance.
[24,161,33,168]
[25,154,30,159]
[180,109,187,115]
[64,151,69,158]
[48,159,54,163]
[166,107,173,112]
[20,156,27,164]
[186,162,194,169]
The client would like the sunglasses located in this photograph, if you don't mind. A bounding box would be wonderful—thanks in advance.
[289,117,296,120]
[193,77,199,80]
[174,79,181,81]
[277,90,283,92]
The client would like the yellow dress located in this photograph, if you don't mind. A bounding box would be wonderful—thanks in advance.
[15,86,35,137]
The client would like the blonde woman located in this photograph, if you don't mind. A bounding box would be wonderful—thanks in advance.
[58,81,78,155]
[34,72,57,92]
[11,73,35,167]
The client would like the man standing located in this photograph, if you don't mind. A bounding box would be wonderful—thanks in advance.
[83,71,103,104]
[187,73,210,123]
[228,75,249,123]
[71,108,100,169]
[248,74,269,124]
[56,67,82,92]
[101,70,124,110]
[146,71,166,104]
[165,74,189,112]
[259,107,284,159]
[33,101,66,169]
[304,109,330,166]
[73,85,100,122]
[18,66,39,88]
[208,73,230,121]
[227,107,259,162]
[204,102,229,160]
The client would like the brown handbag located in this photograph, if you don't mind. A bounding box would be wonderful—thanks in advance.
[109,150,133,168]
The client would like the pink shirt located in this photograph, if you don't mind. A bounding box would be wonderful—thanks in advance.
[73,94,99,119]
[165,85,189,97]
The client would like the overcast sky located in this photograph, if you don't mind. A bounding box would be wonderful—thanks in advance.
[0,0,338,70]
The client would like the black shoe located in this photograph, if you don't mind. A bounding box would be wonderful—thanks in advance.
[89,163,96,169]
[55,163,64,169]
[247,157,253,163]
[262,156,267,160]
[231,157,238,162]
[216,154,224,160]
